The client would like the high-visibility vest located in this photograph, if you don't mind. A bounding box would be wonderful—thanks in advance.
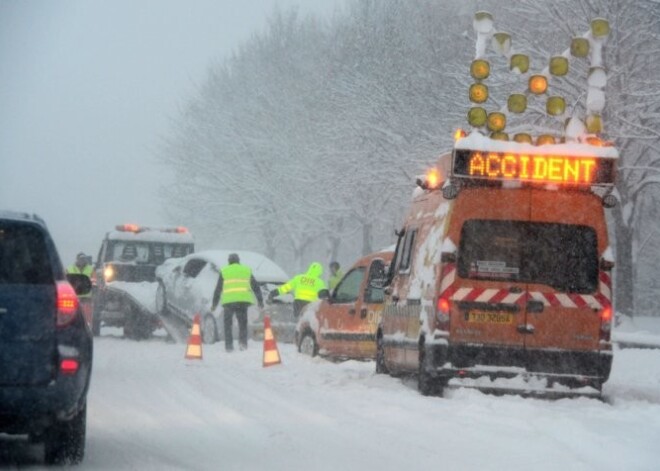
[279,275,325,302]
[67,264,93,277]
[220,264,255,305]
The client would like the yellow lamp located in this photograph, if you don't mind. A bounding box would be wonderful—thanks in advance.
[546,96,566,116]
[492,32,512,55]
[571,38,590,58]
[469,83,489,103]
[490,132,509,141]
[536,134,556,145]
[549,56,569,76]
[508,94,527,113]
[487,112,506,132]
[529,75,548,94]
[470,60,490,80]
[467,107,488,127]
[510,54,529,73]
[513,133,533,144]
[586,114,602,133]
[591,18,610,38]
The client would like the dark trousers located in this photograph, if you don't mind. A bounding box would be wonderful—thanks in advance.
[293,300,310,319]
[223,303,249,350]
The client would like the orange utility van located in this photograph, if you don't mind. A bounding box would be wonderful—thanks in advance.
[296,250,393,360]
[377,133,617,396]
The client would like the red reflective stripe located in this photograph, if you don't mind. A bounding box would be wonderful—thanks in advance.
[489,289,510,304]
[464,288,485,302]
[439,283,459,299]
[440,263,456,279]
[571,294,588,309]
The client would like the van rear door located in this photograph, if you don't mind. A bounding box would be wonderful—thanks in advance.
[525,191,603,352]
[451,219,529,350]
[0,221,57,386]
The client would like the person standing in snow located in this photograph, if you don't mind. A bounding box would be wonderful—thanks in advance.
[211,253,264,352]
[66,253,93,294]
[268,262,328,319]
[328,261,343,292]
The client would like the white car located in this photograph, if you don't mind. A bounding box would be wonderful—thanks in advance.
[155,250,294,344]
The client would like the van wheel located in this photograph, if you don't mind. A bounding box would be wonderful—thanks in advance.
[44,403,87,465]
[202,314,218,344]
[299,331,318,357]
[418,347,443,397]
[376,333,388,374]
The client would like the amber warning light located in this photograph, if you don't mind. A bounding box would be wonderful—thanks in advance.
[453,150,615,185]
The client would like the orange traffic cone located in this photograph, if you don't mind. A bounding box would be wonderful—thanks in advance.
[185,314,203,360]
[262,315,281,367]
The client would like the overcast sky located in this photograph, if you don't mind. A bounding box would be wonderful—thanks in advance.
[0,0,340,264]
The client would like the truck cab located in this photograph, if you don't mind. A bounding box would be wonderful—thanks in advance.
[92,224,194,339]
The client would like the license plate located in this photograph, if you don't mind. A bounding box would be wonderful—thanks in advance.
[467,311,513,324]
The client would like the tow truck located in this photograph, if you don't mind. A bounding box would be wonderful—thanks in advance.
[92,224,194,339]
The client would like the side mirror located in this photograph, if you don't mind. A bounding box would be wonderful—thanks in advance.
[66,274,92,296]
[318,289,330,300]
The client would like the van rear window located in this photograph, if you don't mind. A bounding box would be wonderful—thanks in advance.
[0,222,54,285]
[457,220,598,293]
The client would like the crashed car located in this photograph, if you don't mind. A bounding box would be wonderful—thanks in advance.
[155,250,294,344]
[92,224,194,339]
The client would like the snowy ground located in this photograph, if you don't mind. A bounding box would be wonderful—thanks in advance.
[1,330,660,470]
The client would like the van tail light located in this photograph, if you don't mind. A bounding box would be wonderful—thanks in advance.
[56,281,79,327]
[436,296,451,331]
[60,359,80,375]
[599,305,613,342]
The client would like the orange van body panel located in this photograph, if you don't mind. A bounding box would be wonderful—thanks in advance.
[380,152,613,388]
[298,251,393,361]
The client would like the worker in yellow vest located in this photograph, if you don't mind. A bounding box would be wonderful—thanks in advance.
[211,253,264,352]
[268,262,328,319]
[66,253,93,299]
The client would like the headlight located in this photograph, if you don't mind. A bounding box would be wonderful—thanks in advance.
[104,265,115,282]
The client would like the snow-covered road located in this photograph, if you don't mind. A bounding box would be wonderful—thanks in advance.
[2,334,660,470]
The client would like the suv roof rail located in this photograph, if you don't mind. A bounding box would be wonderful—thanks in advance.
[0,210,47,227]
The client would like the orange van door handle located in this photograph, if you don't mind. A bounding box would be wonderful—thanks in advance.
[517,324,535,334]
[360,308,367,319]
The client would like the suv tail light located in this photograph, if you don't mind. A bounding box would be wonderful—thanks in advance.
[56,280,79,327]
[436,296,451,331]
[599,305,613,342]
[60,359,80,375]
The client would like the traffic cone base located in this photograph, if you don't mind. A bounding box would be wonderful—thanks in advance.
[262,315,281,367]
[185,314,203,360]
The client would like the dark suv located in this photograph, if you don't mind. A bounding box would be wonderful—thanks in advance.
[0,211,93,464]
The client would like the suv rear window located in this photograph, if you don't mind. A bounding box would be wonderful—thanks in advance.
[0,222,54,285]
[457,219,598,293]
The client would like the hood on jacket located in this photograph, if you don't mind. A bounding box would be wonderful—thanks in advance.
[306,262,323,278]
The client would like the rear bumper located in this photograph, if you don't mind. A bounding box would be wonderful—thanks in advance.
[426,342,613,385]
[0,369,91,435]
